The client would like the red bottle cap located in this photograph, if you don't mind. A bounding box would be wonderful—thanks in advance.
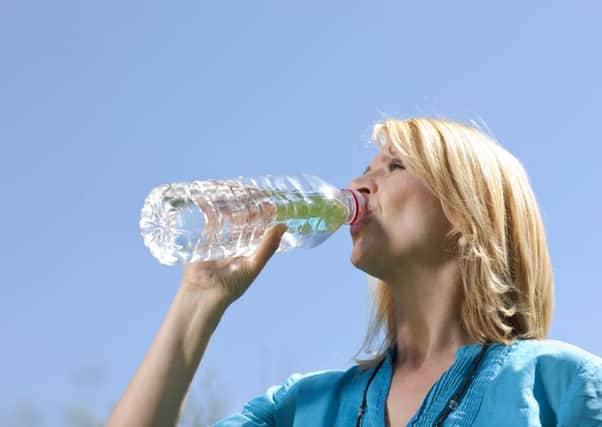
[347,190,365,225]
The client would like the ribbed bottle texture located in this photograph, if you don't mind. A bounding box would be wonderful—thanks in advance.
[139,174,365,265]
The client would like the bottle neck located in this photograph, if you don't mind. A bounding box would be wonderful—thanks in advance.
[339,189,365,225]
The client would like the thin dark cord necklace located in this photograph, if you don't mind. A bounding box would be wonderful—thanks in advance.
[355,343,491,427]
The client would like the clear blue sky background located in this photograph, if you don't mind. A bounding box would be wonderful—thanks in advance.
[1,1,601,425]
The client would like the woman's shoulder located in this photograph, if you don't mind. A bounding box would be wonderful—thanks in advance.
[493,338,602,397]
[213,365,365,426]
[269,363,364,401]
[475,340,602,425]
[507,338,602,372]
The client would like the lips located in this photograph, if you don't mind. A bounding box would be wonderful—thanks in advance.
[350,213,371,236]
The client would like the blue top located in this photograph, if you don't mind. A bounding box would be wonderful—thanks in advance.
[214,339,602,426]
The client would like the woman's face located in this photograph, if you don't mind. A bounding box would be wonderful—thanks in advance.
[348,144,455,279]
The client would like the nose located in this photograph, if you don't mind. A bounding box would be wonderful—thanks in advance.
[348,174,377,196]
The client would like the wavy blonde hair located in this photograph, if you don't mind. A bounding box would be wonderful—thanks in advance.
[356,118,554,365]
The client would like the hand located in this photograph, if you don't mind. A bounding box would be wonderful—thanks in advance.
[180,224,288,307]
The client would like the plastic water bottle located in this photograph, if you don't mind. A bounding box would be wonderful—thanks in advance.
[139,174,366,265]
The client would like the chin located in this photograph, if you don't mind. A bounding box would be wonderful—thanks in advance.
[350,241,367,266]
[351,242,401,280]
[350,249,382,277]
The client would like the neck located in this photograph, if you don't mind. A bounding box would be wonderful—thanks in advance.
[382,257,476,371]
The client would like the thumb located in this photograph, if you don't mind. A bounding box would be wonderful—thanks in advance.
[244,224,288,274]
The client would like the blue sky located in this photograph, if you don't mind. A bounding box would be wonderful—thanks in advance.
[1,1,601,425]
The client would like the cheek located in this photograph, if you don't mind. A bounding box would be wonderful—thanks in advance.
[387,189,451,246]
[420,192,449,228]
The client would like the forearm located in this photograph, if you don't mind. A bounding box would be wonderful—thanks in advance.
[106,287,228,427]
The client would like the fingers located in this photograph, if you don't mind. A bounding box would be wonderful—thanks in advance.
[244,224,288,274]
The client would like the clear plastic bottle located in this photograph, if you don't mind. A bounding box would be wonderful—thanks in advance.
[139,174,366,265]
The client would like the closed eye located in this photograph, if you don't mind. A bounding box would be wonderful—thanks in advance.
[389,160,405,171]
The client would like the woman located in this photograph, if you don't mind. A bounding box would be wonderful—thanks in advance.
[107,118,602,426]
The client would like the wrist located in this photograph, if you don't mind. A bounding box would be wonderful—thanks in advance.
[176,283,232,314]
[171,287,229,356]
[172,287,228,331]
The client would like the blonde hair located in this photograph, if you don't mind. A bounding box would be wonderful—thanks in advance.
[356,118,554,366]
